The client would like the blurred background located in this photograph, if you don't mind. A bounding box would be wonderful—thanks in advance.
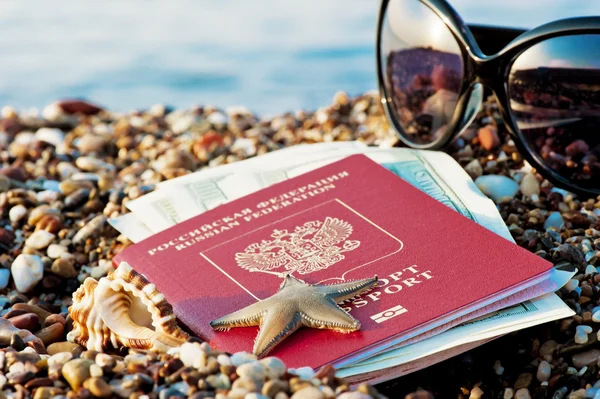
[1,0,599,115]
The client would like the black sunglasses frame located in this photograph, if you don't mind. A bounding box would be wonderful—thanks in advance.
[376,0,600,197]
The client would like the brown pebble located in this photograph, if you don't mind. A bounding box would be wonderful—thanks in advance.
[33,386,63,399]
[35,214,63,234]
[24,377,54,390]
[405,391,435,399]
[51,258,78,279]
[263,379,290,397]
[83,377,112,398]
[58,99,103,115]
[47,341,84,356]
[45,314,66,328]
[11,303,52,320]
[8,313,40,332]
[35,322,65,346]
[2,309,28,319]
[477,125,500,151]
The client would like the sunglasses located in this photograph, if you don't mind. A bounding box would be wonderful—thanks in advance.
[376,0,600,197]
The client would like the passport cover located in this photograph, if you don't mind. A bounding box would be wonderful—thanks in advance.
[114,155,552,369]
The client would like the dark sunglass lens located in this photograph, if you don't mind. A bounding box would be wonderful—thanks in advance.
[380,0,464,146]
[509,34,600,192]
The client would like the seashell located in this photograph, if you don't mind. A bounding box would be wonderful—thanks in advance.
[67,262,189,352]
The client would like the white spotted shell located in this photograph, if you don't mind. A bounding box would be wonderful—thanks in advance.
[67,262,189,352]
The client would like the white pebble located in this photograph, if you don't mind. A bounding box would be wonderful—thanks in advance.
[514,388,531,399]
[9,205,27,223]
[47,244,68,259]
[259,357,286,380]
[35,127,65,147]
[11,254,44,292]
[230,352,258,367]
[207,112,228,126]
[217,354,232,366]
[56,162,79,180]
[475,175,520,204]
[503,388,514,399]
[179,342,206,368]
[520,173,540,197]
[36,190,59,203]
[25,230,55,249]
[536,360,551,382]
[578,366,588,376]
[0,269,10,290]
[237,361,267,383]
[575,325,593,344]
[565,279,579,292]
[289,366,315,380]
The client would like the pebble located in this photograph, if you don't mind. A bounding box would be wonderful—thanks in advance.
[34,322,65,346]
[237,361,267,383]
[179,342,207,368]
[537,360,551,382]
[477,125,500,150]
[61,358,93,390]
[11,254,44,292]
[514,373,532,390]
[575,325,593,344]
[544,212,565,230]
[291,387,325,399]
[9,204,27,223]
[47,244,68,259]
[469,386,484,399]
[0,268,10,289]
[231,352,258,367]
[51,258,78,279]
[47,341,83,356]
[475,175,519,204]
[337,393,371,399]
[73,215,106,245]
[76,134,108,154]
[8,313,40,331]
[464,159,483,179]
[514,388,531,399]
[572,349,600,368]
[24,230,55,249]
[503,388,514,399]
[260,357,287,380]
[520,173,540,197]
[35,127,65,147]
[83,377,112,397]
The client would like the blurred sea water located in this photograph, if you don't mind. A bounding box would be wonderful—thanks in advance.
[1,0,599,115]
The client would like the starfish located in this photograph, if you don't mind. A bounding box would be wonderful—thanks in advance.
[210,274,378,357]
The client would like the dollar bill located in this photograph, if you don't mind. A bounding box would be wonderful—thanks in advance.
[107,212,153,243]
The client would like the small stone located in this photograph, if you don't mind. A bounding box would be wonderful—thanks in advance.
[514,388,531,399]
[575,325,593,344]
[11,254,44,292]
[469,387,484,399]
[572,349,600,368]
[25,230,55,249]
[8,313,40,331]
[514,373,532,390]
[9,204,27,223]
[51,258,78,279]
[179,342,207,368]
[464,159,483,179]
[35,322,65,346]
[231,352,258,367]
[35,128,65,147]
[32,386,63,399]
[47,244,68,259]
[260,357,287,380]
[539,340,558,359]
[503,389,514,399]
[337,393,371,399]
[76,134,108,154]
[478,125,500,150]
[262,380,289,397]
[544,212,564,230]
[61,358,93,390]
[10,333,26,351]
[475,175,519,204]
[47,341,83,356]
[73,215,106,245]
[290,387,324,399]
[238,361,267,384]
[11,303,52,320]
[231,376,259,393]
[0,268,10,289]
[520,173,540,197]
[536,360,551,382]
[83,377,112,397]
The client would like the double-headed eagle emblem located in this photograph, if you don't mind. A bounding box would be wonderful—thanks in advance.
[235,217,360,276]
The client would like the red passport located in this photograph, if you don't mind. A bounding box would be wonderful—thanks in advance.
[114,155,552,369]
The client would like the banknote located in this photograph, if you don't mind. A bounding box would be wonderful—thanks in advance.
[107,212,153,243]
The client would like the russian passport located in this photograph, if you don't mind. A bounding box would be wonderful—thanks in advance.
[115,155,556,371]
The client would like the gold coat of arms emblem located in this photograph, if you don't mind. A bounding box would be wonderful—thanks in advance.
[235,217,361,276]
